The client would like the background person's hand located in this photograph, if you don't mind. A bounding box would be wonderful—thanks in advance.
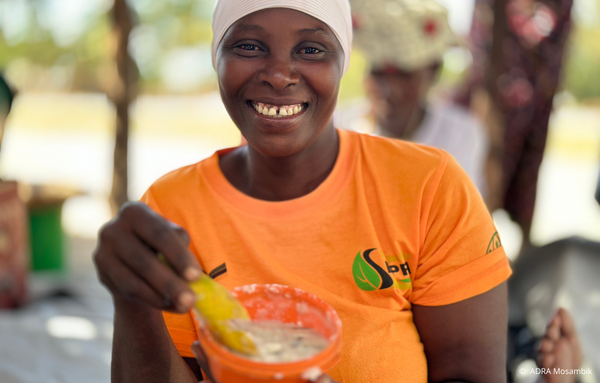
[191,342,342,383]
[93,201,202,313]
[537,308,583,383]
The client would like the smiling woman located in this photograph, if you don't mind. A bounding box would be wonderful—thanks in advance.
[93,1,512,383]
[215,8,345,196]
[218,9,341,152]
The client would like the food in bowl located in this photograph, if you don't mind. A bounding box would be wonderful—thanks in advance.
[228,319,330,363]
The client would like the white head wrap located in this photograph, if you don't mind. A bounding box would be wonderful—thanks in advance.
[211,0,353,74]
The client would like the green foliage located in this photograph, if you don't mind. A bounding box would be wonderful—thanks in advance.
[563,24,600,100]
[0,36,66,68]
[339,50,367,102]
[0,2,112,91]
[0,0,217,93]
[4,0,597,100]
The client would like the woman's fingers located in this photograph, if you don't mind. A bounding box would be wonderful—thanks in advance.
[96,256,166,310]
[114,232,195,312]
[191,341,206,364]
[119,203,202,282]
[170,222,192,247]
[191,341,216,383]
[94,201,201,312]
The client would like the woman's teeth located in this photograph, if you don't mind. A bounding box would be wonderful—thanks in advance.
[251,102,305,118]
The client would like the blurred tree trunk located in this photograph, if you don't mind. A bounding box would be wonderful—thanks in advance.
[486,0,511,215]
[481,0,508,212]
[109,0,136,215]
[487,0,508,99]
[471,0,509,214]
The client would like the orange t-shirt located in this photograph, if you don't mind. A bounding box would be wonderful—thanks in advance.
[141,129,511,383]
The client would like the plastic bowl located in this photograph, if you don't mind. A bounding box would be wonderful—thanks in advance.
[196,284,343,383]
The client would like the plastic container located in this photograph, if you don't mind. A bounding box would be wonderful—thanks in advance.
[23,184,78,272]
[196,284,343,383]
[29,203,64,271]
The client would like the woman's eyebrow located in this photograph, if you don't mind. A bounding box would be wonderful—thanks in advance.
[298,28,329,37]
[234,24,265,34]
[228,25,332,40]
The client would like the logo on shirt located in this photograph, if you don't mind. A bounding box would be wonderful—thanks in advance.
[352,249,412,291]
[208,263,227,279]
[486,232,502,254]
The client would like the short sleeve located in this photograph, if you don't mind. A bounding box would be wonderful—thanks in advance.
[161,311,200,358]
[140,188,160,213]
[411,154,511,306]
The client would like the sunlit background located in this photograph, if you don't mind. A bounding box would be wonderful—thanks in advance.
[2,0,600,246]
[1,0,600,382]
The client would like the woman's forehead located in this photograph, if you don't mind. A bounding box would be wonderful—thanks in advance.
[225,8,336,40]
[211,0,353,73]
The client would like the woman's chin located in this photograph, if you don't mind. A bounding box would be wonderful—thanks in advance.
[239,114,334,158]
[247,136,304,158]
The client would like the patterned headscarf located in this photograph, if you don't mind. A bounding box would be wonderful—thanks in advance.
[351,0,457,72]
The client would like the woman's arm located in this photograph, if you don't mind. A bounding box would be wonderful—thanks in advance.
[112,298,198,383]
[412,282,508,383]
[94,202,203,383]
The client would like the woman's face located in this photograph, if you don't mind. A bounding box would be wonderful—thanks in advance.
[216,8,344,157]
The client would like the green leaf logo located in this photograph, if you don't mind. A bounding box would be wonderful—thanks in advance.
[352,250,381,291]
[486,232,502,254]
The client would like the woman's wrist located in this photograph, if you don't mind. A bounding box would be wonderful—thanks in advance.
[113,295,163,321]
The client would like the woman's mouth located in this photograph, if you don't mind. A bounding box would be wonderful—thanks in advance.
[248,101,308,118]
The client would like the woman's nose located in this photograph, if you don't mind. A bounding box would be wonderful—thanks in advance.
[257,54,300,91]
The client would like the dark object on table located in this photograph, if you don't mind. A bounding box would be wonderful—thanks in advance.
[20,184,78,272]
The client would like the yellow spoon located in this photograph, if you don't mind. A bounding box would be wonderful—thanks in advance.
[158,254,257,356]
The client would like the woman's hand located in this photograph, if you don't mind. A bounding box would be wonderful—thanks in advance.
[94,201,202,313]
[97,202,203,383]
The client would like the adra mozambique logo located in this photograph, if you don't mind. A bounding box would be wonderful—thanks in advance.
[352,249,412,291]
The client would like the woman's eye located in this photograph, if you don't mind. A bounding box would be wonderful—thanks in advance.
[239,44,259,51]
[300,47,321,54]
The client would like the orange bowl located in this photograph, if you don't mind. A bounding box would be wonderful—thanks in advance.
[197,284,343,383]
